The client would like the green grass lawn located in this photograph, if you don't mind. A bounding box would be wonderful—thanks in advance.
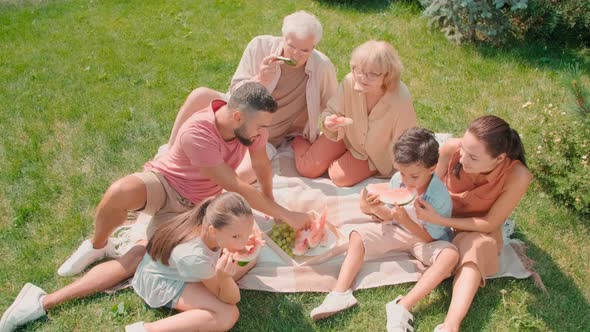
[1,0,589,331]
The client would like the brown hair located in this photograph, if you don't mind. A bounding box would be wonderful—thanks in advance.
[228,81,278,115]
[146,192,252,266]
[393,127,439,168]
[453,115,527,177]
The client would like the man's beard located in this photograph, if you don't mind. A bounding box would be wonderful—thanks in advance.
[234,125,253,146]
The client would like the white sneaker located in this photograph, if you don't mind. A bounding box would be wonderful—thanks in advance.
[0,283,46,332]
[125,321,147,332]
[386,295,413,332]
[310,289,358,321]
[433,323,450,332]
[57,239,110,277]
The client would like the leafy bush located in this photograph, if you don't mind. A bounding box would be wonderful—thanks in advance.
[510,0,590,46]
[420,0,528,44]
[530,74,590,217]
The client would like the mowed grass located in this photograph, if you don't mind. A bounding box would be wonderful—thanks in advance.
[1,0,589,331]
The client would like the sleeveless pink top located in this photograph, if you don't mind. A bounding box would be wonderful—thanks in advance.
[443,149,522,219]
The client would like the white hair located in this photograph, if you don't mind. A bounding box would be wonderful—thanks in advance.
[281,10,323,45]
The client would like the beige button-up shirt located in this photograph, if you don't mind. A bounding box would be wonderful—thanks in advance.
[322,73,417,176]
[229,35,338,143]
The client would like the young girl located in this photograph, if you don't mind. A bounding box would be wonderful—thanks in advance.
[0,194,255,332]
[415,115,532,332]
[125,192,255,332]
[292,40,417,187]
[310,128,459,332]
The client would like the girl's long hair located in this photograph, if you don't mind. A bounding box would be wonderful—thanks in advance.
[146,192,252,266]
[453,115,527,178]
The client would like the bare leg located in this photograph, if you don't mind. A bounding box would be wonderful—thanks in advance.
[398,247,460,310]
[333,232,365,292]
[144,282,239,332]
[291,135,347,179]
[43,243,147,311]
[235,150,257,184]
[168,87,222,146]
[439,263,481,332]
[92,175,148,249]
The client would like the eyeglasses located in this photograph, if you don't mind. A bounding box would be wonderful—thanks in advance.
[285,42,313,55]
[352,68,383,81]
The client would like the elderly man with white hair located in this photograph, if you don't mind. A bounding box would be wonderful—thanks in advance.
[165,10,338,182]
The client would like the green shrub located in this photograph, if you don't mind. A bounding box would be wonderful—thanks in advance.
[530,79,590,217]
[510,0,590,46]
[420,0,528,44]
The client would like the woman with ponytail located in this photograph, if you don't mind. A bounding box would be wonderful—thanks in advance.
[126,192,255,332]
[414,115,532,332]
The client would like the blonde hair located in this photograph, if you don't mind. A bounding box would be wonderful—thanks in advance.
[146,192,252,266]
[350,40,403,93]
[282,10,323,45]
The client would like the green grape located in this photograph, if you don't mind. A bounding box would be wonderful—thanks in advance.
[269,223,298,258]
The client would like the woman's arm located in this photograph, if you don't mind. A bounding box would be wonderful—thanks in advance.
[435,138,461,180]
[416,164,532,233]
[392,206,433,243]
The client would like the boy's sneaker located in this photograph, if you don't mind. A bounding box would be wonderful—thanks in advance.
[310,289,358,321]
[57,239,110,277]
[386,296,414,332]
[125,321,147,332]
[0,283,46,332]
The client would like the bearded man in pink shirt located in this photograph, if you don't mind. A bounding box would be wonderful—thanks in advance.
[57,82,311,280]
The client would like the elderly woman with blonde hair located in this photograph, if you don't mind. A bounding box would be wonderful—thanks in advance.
[292,40,417,187]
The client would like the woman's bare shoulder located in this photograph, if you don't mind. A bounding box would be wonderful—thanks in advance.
[440,138,461,157]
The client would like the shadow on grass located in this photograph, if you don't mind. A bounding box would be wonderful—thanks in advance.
[474,39,590,74]
[234,291,316,331]
[518,233,590,331]
[402,232,590,331]
[314,0,422,13]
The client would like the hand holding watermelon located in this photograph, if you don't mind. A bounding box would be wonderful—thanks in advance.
[233,225,265,266]
[292,207,329,256]
[216,250,237,279]
[390,203,411,224]
[323,114,354,131]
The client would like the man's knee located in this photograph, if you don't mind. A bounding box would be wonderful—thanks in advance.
[186,87,221,107]
[102,176,146,208]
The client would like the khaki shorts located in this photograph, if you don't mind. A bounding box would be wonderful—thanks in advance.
[130,171,195,239]
[353,222,456,266]
[453,229,503,287]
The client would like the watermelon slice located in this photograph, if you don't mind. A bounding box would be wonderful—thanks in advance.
[325,115,353,128]
[292,207,329,255]
[276,56,297,66]
[234,224,265,266]
[366,183,416,206]
[306,207,328,248]
[293,229,310,256]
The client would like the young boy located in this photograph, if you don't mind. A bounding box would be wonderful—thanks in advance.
[310,127,459,332]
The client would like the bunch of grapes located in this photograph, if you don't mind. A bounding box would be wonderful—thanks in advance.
[269,222,296,257]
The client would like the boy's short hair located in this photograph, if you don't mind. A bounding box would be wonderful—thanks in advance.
[393,127,439,168]
[228,82,277,114]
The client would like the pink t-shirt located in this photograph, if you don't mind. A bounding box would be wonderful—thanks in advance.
[145,100,268,204]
